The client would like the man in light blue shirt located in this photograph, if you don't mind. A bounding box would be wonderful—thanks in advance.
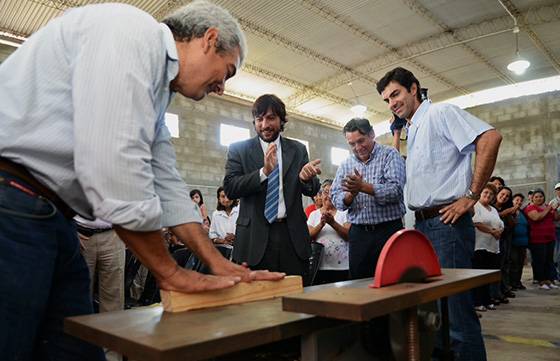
[0,2,282,360]
[377,67,502,361]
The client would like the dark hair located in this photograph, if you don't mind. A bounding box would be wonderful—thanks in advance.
[528,190,534,195]
[512,193,525,201]
[533,188,545,199]
[483,183,498,196]
[189,189,204,205]
[252,94,287,131]
[376,67,422,102]
[489,176,505,187]
[343,118,373,136]
[216,186,238,211]
[495,186,513,210]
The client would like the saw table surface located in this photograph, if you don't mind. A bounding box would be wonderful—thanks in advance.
[65,268,499,361]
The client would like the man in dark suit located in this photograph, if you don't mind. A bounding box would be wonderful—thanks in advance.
[224,94,321,277]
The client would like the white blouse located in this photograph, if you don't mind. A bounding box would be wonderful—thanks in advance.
[307,209,349,270]
[209,206,239,240]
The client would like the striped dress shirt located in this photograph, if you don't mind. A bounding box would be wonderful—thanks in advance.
[331,143,406,225]
[0,4,201,231]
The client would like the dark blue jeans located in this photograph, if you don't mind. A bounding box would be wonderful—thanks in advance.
[416,214,487,361]
[0,171,105,361]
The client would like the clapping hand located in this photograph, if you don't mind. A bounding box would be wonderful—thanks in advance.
[299,159,322,182]
[342,169,363,195]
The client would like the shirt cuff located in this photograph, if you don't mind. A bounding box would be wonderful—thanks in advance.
[161,199,203,228]
[259,168,268,182]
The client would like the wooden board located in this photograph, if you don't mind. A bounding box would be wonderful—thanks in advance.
[160,275,303,312]
[282,268,501,322]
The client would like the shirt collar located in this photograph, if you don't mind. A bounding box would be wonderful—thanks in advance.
[259,135,282,154]
[160,23,179,84]
[410,100,431,127]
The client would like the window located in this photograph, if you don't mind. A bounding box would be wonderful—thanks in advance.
[288,137,309,153]
[220,123,250,146]
[165,113,179,138]
[331,147,349,166]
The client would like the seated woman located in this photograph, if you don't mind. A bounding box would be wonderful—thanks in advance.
[524,189,560,290]
[307,179,351,285]
[472,183,504,311]
[190,189,210,232]
[209,186,239,249]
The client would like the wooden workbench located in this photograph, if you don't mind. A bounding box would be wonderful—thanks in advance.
[65,269,499,361]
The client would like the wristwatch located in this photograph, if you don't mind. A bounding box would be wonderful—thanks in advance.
[463,189,480,201]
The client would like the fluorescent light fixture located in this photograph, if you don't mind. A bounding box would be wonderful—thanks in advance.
[220,123,250,147]
[350,104,367,116]
[445,75,560,109]
[0,38,21,48]
[331,147,349,166]
[507,58,530,75]
[164,113,179,138]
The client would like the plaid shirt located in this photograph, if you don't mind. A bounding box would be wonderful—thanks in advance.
[331,143,406,225]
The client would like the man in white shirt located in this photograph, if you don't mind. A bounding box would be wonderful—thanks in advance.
[0,2,282,360]
[377,67,502,361]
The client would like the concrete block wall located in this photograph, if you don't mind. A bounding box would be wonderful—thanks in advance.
[468,91,560,197]
[168,95,349,213]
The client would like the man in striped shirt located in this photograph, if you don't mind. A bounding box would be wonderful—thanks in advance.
[331,118,406,279]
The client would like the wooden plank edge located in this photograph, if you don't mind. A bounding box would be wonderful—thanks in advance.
[161,275,303,313]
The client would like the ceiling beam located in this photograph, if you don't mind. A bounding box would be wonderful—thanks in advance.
[294,0,468,98]
[498,0,560,74]
[242,62,382,116]
[287,2,560,107]
[400,0,516,84]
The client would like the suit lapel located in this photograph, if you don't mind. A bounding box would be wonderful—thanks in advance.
[281,137,296,178]
[248,136,264,169]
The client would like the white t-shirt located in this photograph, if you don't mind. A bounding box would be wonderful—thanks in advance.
[209,206,239,240]
[472,202,504,253]
[307,209,349,270]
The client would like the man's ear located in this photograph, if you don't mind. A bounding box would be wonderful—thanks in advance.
[202,27,219,53]
[410,82,418,97]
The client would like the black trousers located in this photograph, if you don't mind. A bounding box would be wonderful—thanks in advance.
[314,270,349,285]
[472,249,500,306]
[254,222,307,278]
[509,245,526,287]
[530,242,555,282]
[348,219,403,280]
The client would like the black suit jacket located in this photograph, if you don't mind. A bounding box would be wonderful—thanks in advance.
[223,136,320,266]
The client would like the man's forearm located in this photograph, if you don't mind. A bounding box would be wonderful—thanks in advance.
[471,129,502,194]
[114,226,177,281]
[171,223,228,270]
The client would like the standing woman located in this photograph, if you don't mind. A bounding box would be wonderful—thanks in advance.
[190,189,210,232]
[524,189,560,290]
[209,187,239,247]
[510,193,529,290]
[494,186,516,299]
[472,183,504,311]
[307,180,351,285]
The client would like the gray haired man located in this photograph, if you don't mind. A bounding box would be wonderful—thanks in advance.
[0,1,282,360]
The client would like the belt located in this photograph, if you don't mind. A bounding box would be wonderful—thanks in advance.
[76,224,112,237]
[353,219,401,232]
[0,156,76,219]
[414,203,451,222]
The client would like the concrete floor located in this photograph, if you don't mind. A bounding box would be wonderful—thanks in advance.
[480,266,560,361]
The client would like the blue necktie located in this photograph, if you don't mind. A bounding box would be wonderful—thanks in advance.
[264,165,280,223]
